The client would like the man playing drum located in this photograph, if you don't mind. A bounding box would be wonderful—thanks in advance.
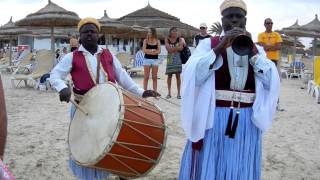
[49,17,159,180]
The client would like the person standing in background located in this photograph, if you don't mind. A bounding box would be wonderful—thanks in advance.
[60,47,68,59]
[193,23,212,47]
[55,49,61,65]
[258,18,282,66]
[258,18,283,111]
[142,28,161,93]
[165,27,184,99]
[69,34,79,52]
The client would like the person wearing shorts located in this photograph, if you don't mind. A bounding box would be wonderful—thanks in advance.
[142,27,161,92]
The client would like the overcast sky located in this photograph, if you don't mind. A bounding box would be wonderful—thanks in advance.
[0,0,319,47]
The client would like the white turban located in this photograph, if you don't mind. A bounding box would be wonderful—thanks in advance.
[220,0,247,15]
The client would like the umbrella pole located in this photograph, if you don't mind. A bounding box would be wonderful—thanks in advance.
[51,26,55,54]
[9,37,12,66]
[133,37,137,54]
[104,33,107,47]
[293,36,297,61]
[313,37,317,56]
[108,34,112,47]
[313,37,317,80]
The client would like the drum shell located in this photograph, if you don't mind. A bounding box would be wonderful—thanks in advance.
[68,83,167,178]
[94,88,166,177]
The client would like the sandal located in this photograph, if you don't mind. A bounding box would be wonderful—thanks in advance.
[166,95,171,99]
[177,95,181,99]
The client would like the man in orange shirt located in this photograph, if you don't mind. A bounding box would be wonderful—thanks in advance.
[258,18,282,66]
[258,18,283,111]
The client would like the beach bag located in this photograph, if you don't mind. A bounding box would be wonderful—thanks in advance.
[180,44,191,64]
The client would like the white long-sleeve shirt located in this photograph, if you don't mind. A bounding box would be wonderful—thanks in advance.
[49,45,144,96]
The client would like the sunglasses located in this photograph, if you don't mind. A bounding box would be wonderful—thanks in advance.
[265,22,273,25]
[200,27,206,30]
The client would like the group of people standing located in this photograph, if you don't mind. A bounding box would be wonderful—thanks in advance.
[141,23,213,100]
[141,27,186,99]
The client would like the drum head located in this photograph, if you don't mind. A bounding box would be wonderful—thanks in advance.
[68,83,124,165]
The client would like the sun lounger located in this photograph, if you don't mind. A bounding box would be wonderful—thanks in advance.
[127,50,144,77]
[115,52,133,71]
[8,53,33,73]
[11,50,54,88]
[288,61,305,79]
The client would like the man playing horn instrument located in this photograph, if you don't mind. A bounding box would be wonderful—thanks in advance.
[179,0,280,179]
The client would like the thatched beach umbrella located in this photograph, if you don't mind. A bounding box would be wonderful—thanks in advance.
[118,3,198,41]
[114,24,148,53]
[281,35,304,48]
[130,24,148,38]
[21,27,77,39]
[16,0,80,53]
[0,35,10,40]
[299,14,320,56]
[283,19,320,59]
[282,20,302,59]
[283,15,320,83]
[299,14,320,33]
[0,17,30,65]
[113,24,148,39]
[99,10,132,45]
[129,24,148,53]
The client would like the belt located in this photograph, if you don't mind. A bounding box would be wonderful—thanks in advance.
[215,90,255,108]
[216,90,255,104]
[215,90,255,139]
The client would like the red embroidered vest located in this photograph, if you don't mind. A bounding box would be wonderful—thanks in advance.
[211,36,256,107]
[71,49,116,95]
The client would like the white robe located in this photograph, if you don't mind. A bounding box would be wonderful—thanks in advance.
[181,38,280,142]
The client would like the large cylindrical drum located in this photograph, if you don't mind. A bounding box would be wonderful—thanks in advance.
[68,83,167,178]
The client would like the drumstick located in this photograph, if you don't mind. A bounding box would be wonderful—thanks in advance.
[70,99,89,116]
[158,96,180,107]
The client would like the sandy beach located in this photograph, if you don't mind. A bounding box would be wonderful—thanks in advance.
[1,60,320,180]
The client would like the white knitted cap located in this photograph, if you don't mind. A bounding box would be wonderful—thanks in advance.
[220,0,247,15]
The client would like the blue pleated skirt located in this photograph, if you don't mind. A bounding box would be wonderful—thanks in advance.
[69,105,110,180]
[179,107,262,180]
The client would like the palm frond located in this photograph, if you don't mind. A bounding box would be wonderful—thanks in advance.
[209,21,223,35]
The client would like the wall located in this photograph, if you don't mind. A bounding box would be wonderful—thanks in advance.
[34,38,51,50]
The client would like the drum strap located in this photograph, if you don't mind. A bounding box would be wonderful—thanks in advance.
[96,54,101,84]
